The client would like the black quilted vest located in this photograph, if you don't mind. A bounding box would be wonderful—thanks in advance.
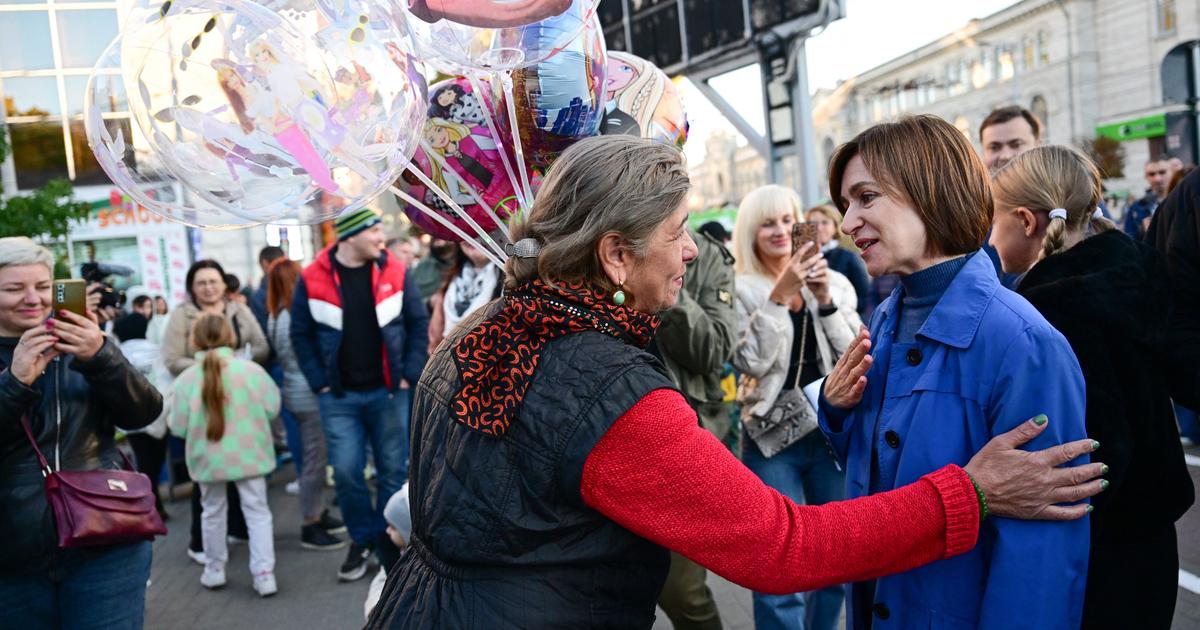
[368,304,677,629]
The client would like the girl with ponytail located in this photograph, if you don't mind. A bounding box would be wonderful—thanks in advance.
[168,314,282,597]
[992,145,1194,629]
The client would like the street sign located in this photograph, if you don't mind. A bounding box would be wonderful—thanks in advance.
[1096,114,1167,141]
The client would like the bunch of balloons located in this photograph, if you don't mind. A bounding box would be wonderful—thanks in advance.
[84,0,690,259]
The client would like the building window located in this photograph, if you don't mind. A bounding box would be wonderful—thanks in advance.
[1022,35,1035,70]
[1030,95,1049,136]
[999,48,1015,81]
[1037,30,1050,66]
[1157,0,1177,35]
[1,2,126,192]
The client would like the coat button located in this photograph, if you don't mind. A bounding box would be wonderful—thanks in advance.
[905,348,922,365]
[884,430,901,449]
[873,602,891,620]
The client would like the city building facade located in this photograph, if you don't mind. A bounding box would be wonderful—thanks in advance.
[691,0,1200,207]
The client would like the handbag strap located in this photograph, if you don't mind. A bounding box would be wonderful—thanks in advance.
[18,415,53,477]
[789,308,810,391]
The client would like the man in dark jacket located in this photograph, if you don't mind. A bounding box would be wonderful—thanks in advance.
[650,230,737,630]
[291,209,429,582]
[1147,167,1200,414]
[1125,158,1171,239]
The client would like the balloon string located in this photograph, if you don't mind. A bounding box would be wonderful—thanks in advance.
[401,162,506,260]
[497,70,534,207]
[418,139,511,245]
[338,153,505,261]
[466,72,527,217]
[388,185,506,268]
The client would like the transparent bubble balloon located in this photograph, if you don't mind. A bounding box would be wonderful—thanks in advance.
[118,0,427,225]
[401,0,598,72]
[85,37,264,230]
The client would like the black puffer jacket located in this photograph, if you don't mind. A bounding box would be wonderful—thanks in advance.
[368,302,676,629]
[0,337,163,573]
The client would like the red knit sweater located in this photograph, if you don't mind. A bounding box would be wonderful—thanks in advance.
[580,388,980,595]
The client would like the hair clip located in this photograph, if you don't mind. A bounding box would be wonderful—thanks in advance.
[504,238,540,259]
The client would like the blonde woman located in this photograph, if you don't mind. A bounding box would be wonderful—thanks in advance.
[991,145,1193,630]
[731,184,861,630]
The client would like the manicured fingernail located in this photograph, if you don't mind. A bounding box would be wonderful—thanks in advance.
[1091,440,1100,451]
[1086,505,1094,513]
[1100,464,1110,475]
[1032,414,1047,426]
[1100,479,1109,490]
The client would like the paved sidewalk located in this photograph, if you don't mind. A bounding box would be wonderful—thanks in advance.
[144,446,1200,629]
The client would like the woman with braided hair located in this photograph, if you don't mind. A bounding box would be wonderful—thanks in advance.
[366,134,1107,629]
[991,144,1194,629]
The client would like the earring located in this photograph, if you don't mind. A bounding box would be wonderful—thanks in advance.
[612,282,626,306]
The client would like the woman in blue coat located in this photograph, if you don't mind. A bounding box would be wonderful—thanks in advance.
[818,115,1091,629]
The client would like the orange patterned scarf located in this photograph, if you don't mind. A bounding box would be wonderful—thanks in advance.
[451,279,658,437]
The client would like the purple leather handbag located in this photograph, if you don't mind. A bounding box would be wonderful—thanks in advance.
[20,416,166,548]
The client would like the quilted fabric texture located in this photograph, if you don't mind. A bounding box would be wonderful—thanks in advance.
[168,348,281,482]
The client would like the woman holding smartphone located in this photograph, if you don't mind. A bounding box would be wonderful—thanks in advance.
[731,184,862,630]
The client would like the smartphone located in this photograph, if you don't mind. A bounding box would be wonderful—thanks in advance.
[792,222,819,256]
[52,279,87,318]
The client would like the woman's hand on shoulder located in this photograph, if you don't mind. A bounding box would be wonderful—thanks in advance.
[964,416,1106,520]
[823,326,872,409]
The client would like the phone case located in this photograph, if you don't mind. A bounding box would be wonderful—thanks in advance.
[792,222,819,255]
[53,280,87,317]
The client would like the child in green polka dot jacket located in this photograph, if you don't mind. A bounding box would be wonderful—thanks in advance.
[169,314,282,597]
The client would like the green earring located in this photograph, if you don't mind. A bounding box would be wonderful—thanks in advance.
[612,285,626,306]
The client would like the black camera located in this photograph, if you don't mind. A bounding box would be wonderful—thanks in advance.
[80,262,133,310]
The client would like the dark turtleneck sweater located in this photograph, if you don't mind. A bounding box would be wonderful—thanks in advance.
[895,254,972,344]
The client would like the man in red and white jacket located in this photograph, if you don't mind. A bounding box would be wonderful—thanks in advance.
[291,208,428,583]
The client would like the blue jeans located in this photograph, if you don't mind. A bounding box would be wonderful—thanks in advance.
[742,431,846,630]
[0,540,152,629]
[319,387,409,547]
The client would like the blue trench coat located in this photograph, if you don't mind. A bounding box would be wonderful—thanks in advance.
[819,251,1090,629]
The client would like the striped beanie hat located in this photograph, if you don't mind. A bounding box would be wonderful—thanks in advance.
[334,208,382,241]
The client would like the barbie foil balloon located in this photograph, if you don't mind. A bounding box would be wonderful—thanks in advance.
[498,12,605,173]
[117,0,426,225]
[600,51,689,148]
[400,0,597,72]
[398,77,518,241]
[85,37,264,230]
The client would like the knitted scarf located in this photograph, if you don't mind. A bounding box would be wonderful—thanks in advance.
[450,279,658,437]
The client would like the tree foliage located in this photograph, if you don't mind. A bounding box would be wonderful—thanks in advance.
[1078,135,1126,180]
[0,127,92,241]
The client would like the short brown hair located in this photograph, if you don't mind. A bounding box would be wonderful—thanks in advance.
[979,106,1042,142]
[829,115,993,257]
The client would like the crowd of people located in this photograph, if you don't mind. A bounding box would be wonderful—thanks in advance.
[0,101,1195,630]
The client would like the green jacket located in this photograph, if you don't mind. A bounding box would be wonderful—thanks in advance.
[656,232,737,440]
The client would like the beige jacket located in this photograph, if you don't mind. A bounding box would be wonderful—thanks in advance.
[733,270,862,418]
[160,300,270,377]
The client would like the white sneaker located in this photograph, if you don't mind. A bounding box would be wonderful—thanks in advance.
[285,480,300,495]
[187,547,207,565]
[200,568,226,589]
[253,572,278,597]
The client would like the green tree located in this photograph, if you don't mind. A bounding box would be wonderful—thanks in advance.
[0,126,92,240]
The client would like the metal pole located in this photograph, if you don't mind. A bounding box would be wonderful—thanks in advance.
[690,79,771,158]
[760,58,779,184]
[790,38,820,207]
[1191,41,1200,165]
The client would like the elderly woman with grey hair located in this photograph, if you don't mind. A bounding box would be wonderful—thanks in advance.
[0,237,162,628]
[366,135,1107,630]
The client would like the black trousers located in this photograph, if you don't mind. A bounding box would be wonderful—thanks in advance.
[125,433,167,514]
